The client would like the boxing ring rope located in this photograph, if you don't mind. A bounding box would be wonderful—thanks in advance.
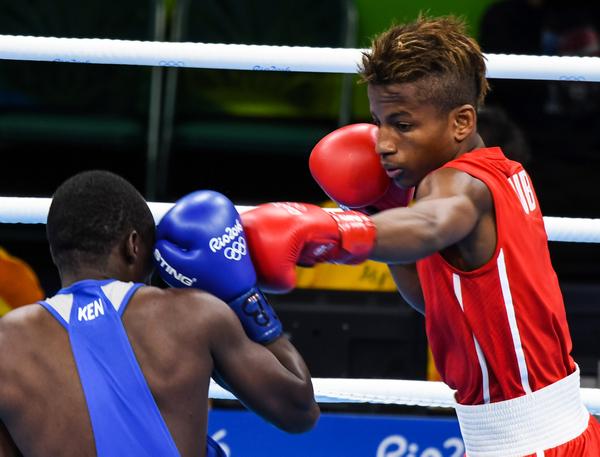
[209,379,600,415]
[2,35,600,417]
[0,35,600,81]
[1,197,600,243]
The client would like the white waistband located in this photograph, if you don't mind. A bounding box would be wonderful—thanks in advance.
[455,366,589,457]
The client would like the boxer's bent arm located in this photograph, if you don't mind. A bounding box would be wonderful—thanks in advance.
[370,168,491,263]
[0,422,21,457]
[387,264,425,314]
[207,296,319,433]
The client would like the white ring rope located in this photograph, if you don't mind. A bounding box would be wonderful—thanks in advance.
[209,378,600,415]
[0,197,252,226]
[1,197,599,243]
[0,35,600,82]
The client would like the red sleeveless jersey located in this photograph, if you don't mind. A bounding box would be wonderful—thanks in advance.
[416,147,575,405]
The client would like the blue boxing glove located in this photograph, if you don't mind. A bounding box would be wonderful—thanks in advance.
[154,190,282,344]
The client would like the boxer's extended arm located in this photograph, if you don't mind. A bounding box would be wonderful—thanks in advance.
[242,167,492,292]
[206,296,318,433]
[370,167,491,263]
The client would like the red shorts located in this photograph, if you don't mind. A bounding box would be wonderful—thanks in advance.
[538,415,600,456]
[465,415,600,457]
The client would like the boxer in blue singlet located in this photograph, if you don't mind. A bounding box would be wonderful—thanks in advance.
[38,279,225,457]
[0,171,318,457]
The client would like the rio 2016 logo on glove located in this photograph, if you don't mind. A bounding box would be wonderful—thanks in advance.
[154,249,197,287]
[209,219,247,261]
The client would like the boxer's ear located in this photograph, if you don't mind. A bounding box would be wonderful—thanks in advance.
[123,230,140,264]
[451,104,476,143]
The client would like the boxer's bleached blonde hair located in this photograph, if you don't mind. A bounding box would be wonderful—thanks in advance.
[360,15,489,112]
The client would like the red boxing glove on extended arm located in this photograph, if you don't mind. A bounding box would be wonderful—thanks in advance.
[309,123,414,215]
[241,202,376,293]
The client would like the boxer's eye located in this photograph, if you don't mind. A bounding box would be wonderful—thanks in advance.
[394,122,412,132]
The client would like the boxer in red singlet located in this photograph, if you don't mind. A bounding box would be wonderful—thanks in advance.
[238,16,600,457]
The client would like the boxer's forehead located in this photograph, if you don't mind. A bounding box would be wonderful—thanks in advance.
[367,82,440,120]
[367,82,419,105]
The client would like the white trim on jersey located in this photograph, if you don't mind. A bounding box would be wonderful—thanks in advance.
[497,249,532,394]
[45,293,73,323]
[101,281,135,312]
[453,273,491,404]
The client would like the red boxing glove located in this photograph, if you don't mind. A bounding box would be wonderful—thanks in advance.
[309,123,414,214]
[241,202,376,293]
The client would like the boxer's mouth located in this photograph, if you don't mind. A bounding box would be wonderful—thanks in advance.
[384,168,404,179]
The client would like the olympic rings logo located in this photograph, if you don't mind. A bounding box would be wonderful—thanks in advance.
[159,60,185,67]
[209,220,245,261]
[223,237,247,261]
[558,75,586,81]
[53,58,90,64]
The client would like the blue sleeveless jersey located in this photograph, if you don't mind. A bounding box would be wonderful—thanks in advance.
[39,279,226,457]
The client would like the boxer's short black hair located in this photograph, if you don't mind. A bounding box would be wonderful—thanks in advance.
[47,170,155,272]
[360,15,489,113]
